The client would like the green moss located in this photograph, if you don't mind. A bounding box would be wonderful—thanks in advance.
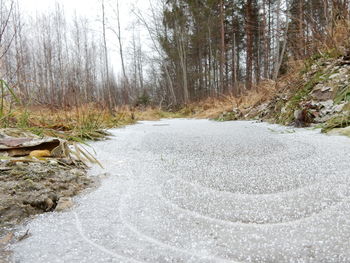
[214,111,237,122]
[277,69,334,125]
[301,49,342,75]
[343,102,350,111]
[158,110,188,119]
[342,128,350,137]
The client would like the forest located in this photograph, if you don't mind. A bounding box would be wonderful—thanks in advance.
[1,1,350,260]
[0,0,349,110]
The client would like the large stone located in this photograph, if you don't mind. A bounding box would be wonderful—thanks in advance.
[330,73,341,79]
[319,100,334,110]
[311,85,334,101]
[293,109,314,127]
[332,103,346,113]
[327,126,350,137]
[55,197,74,212]
[0,136,61,157]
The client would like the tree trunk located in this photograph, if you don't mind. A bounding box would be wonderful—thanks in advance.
[219,0,225,94]
[245,0,253,90]
[101,0,112,109]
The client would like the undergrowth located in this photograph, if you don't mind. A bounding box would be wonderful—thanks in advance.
[322,113,350,133]
[0,105,189,142]
[1,18,350,141]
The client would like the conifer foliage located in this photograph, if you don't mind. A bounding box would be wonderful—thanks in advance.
[0,0,349,107]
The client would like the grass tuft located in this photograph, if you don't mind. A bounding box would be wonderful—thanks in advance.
[322,113,350,133]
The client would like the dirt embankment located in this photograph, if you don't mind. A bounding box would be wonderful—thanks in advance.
[250,54,350,130]
[0,129,97,260]
[0,162,92,235]
[200,52,350,135]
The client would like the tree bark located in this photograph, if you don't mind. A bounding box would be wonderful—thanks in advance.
[245,0,253,90]
[219,0,225,94]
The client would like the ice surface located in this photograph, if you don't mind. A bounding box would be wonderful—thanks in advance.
[12,120,350,262]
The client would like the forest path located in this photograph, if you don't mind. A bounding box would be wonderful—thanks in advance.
[12,119,350,262]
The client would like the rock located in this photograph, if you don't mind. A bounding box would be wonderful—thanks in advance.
[254,102,269,116]
[217,111,238,121]
[58,158,74,165]
[0,129,39,139]
[232,108,243,118]
[25,196,55,211]
[0,138,32,147]
[49,160,58,165]
[339,68,349,75]
[319,99,334,108]
[55,197,74,212]
[311,85,334,101]
[306,100,337,123]
[343,52,350,61]
[314,114,334,123]
[327,126,350,137]
[329,73,340,79]
[332,103,346,113]
[311,64,318,71]
[50,141,70,158]
[44,198,54,211]
[322,86,333,92]
[293,108,314,127]
[294,110,302,120]
[70,168,85,177]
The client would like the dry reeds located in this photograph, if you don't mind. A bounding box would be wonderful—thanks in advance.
[0,103,191,141]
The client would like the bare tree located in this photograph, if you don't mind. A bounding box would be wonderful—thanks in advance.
[274,0,290,80]
[245,0,253,90]
[132,0,177,105]
[109,0,127,83]
[0,0,15,75]
[101,0,113,108]
[219,0,225,94]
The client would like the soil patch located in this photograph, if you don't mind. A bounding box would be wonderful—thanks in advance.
[0,161,93,262]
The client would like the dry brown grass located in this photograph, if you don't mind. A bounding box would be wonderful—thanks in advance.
[0,66,301,137]
[0,48,322,137]
[188,80,279,119]
[321,20,350,54]
[189,97,234,119]
[0,103,190,141]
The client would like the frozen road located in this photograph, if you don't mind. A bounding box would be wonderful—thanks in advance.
[12,120,350,262]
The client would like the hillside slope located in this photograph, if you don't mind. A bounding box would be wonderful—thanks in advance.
[206,52,350,136]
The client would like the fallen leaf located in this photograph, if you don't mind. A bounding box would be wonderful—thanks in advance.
[30,150,51,158]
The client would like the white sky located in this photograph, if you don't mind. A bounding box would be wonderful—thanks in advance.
[19,0,151,74]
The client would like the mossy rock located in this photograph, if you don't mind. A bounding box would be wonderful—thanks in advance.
[322,114,350,133]
[343,103,350,111]
[327,126,350,137]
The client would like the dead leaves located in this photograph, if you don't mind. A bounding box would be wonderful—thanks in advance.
[29,150,51,158]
